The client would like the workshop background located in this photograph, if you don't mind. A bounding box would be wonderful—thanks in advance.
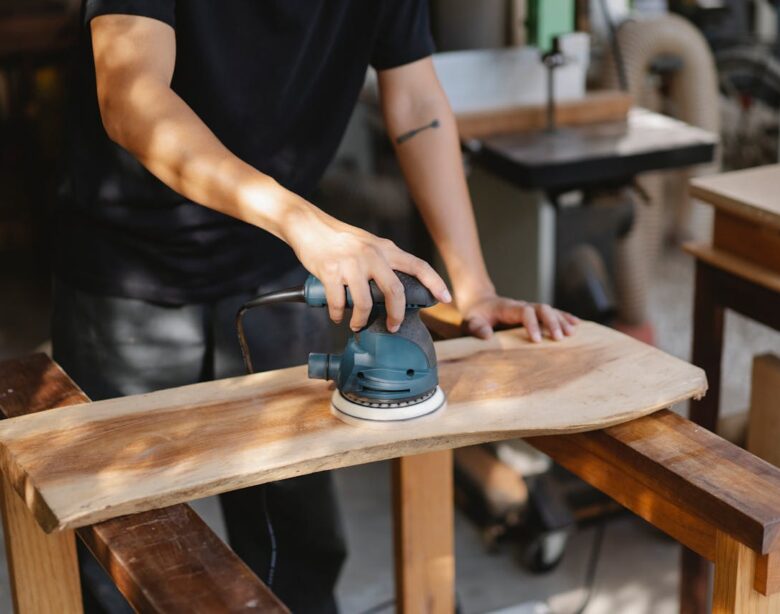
[1,1,780,613]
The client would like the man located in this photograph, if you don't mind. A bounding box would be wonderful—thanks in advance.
[55,1,578,612]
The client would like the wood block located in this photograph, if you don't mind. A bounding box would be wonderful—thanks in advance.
[690,164,780,232]
[713,531,780,613]
[714,211,780,276]
[0,323,706,532]
[455,91,633,140]
[0,354,289,614]
[0,475,81,614]
[757,552,780,596]
[747,354,780,468]
[393,450,455,614]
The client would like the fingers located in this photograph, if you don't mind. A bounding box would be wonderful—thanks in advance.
[523,304,542,343]
[497,299,528,325]
[343,267,373,332]
[466,315,493,340]
[322,276,346,325]
[562,311,580,326]
[391,251,452,304]
[372,266,406,332]
[540,304,563,341]
[559,312,575,336]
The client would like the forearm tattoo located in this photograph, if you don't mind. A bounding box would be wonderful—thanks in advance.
[395,119,440,144]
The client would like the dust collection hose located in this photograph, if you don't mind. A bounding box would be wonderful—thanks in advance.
[599,13,720,324]
[235,286,305,374]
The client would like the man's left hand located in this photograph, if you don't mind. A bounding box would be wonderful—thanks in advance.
[460,294,579,342]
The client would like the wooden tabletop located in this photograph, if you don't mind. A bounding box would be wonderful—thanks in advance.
[0,322,706,533]
[690,164,780,232]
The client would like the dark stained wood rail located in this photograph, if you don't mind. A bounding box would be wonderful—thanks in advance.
[529,411,780,593]
[0,353,289,614]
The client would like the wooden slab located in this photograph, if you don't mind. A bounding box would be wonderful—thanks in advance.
[0,322,706,533]
[0,353,289,613]
[690,164,780,232]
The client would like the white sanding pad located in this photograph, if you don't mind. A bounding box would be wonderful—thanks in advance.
[331,386,446,424]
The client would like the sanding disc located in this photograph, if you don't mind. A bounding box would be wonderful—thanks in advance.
[331,386,446,423]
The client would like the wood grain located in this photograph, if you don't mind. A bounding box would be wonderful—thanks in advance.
[757,553,780,596]
[690,164,780,232]
[684,243,780,297]
[747,354,780,468]
[529,409,780,557]
[0,354,289,614]
[393,451,455,614]
[0,474,81,614]
[79,505,289,614]
[0,323,706,532]
[714,211,780,276]
[713,531,780,613]
[456,91,633,140]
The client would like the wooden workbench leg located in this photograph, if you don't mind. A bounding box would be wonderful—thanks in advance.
[689,260,725,432]
[713,532,780,613]
[1,475,82,613]
[683,260,726,614]
[392,450,455,614]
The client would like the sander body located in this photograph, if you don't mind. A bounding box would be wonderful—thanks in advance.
[237,272,446,423]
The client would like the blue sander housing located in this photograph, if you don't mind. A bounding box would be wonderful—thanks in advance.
[236,272,446,422]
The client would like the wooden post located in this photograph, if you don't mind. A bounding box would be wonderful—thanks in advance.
[1,475,82,613]
[713,531,780,613]
[684,260,727,614]
[392,450,455,614]
[747,354,780,467]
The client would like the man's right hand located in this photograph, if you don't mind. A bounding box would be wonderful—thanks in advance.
[282,204,451,333]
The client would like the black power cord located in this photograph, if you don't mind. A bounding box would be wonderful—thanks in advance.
[236,286,305,374]
[571,521,606,614]
[234,285,306,588]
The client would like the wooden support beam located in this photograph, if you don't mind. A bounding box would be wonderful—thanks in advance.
[757,553,780,596]
[0,353,288,614]
[714,532,780,613]
[747,354,780,468]
[1,474,81,613]
[393,450,455,614]
[529,410,780,559]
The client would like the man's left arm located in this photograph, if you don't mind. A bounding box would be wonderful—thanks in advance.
[377,57,578,341]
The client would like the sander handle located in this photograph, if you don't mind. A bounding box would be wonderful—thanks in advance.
[304,271,437,310]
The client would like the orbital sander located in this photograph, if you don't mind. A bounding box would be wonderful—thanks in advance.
[236,272,446,423]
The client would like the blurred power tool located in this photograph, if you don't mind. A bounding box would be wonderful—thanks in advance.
[236,272,446,423]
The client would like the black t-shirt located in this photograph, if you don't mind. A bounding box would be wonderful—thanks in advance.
[57,0,434,304]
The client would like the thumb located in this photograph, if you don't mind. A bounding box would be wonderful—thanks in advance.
[465,314,494,340]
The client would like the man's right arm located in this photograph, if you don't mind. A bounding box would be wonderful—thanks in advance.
[91,14,450,331]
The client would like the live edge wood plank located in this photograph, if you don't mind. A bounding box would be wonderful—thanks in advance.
[0,323,705,533]
[0,354,289,614]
